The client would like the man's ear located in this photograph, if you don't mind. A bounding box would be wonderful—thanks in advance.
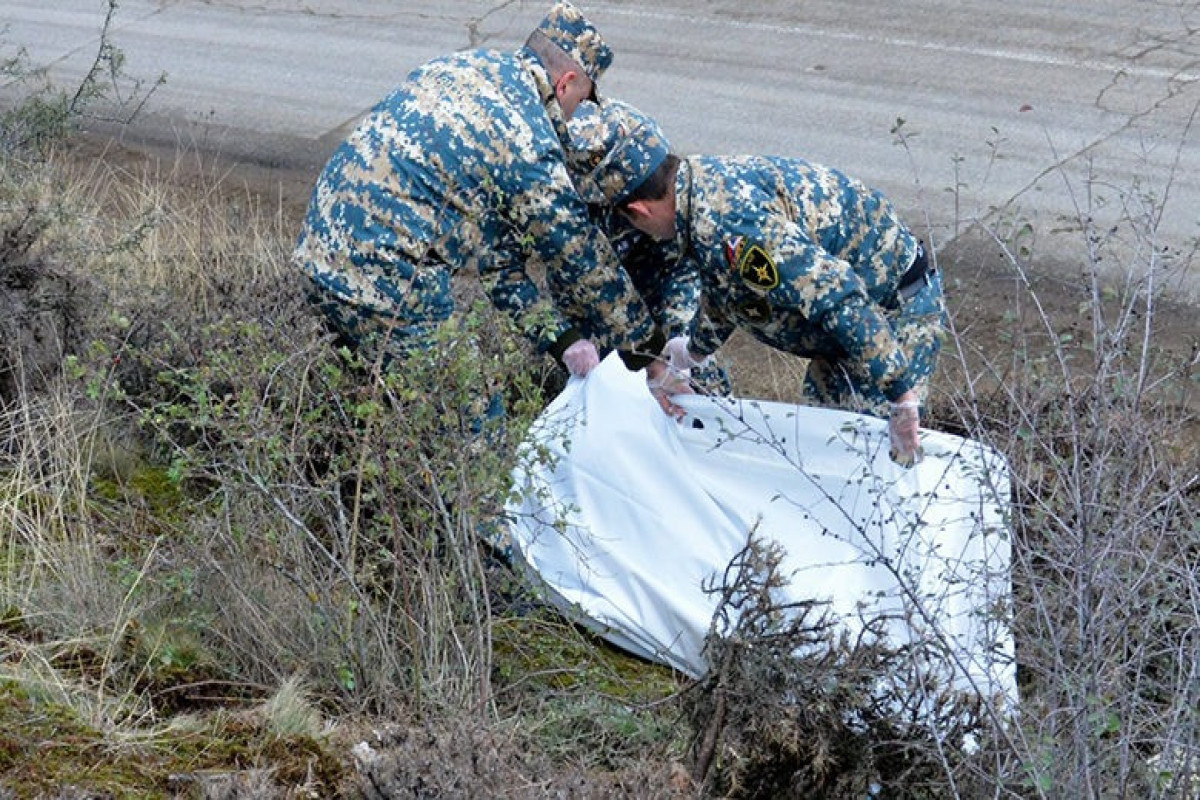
[622,199,652,220]
[555,69,579,97]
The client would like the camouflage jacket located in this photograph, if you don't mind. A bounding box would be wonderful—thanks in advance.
[665,155,922,401]
[292,47,657,359]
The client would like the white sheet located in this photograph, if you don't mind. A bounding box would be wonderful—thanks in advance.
[506,353,1015,706]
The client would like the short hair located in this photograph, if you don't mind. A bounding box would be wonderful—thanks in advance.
[621,154,680,206]
[525,29,586,82]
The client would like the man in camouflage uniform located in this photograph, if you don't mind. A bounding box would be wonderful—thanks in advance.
[588,133,948,465]
[564,99,732,395]
[293,1,664,377]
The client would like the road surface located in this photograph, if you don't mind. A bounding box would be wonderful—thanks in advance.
[3,0,1199,300]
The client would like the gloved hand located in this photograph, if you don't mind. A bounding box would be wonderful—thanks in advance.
[645,359,691,421]
[663,335,707,374]
[646,359,692,396]
[562,338,601,377]
[888,397,924,467]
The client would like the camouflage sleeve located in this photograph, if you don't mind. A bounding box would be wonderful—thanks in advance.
[654,255,703,342]
[475,242,575,356]
[689,300,737,358]
[767,234,913,401]
[817,293,914,401]
[664,258,734,356]
[507,157,663,363]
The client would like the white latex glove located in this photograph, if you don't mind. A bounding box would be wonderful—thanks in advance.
[663,335,707,374]
[888,397,924,467]
[646,358,692,396]
[645,360,690,421]
[562,338,601,377]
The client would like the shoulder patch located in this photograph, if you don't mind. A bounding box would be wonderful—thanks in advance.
[737,243,779,291]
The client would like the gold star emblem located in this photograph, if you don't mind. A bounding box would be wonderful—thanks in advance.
[738,244,779,291]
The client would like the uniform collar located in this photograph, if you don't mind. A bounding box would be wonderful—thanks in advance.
[675,157,696,257]
[519,48,572,149]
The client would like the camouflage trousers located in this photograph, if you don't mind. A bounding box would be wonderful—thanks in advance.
[303,268,453,370]
[803,269,948,418]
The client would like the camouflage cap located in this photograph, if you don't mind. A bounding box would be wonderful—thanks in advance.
[568,99,671,205]
[535,1,614,83]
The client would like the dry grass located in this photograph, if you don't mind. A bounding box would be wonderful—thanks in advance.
[1,145,691,797]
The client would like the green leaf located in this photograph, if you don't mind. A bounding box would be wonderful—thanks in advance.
[335,664,357,692]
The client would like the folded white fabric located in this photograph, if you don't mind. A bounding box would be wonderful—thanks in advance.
[506,353,1016,706]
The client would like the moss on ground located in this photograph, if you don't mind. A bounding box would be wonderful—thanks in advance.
[491,611,690,767]
[90,462,189,528]
[0,680,351,798]
[492,611,682,699]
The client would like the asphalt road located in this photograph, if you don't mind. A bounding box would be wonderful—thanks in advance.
[4,0,1200,300]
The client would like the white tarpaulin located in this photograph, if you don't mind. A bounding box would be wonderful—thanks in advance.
[506,353,1016,705]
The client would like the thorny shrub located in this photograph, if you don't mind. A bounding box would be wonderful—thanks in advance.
[934,219,1199,795]
[684,535,993,799]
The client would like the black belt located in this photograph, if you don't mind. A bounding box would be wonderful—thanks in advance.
[896,243,933,301]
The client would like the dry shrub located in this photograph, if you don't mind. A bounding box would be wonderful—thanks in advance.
[0,159,99,407]
[94,272,547,717]
[683,536,990,799]
[933,202,1199,795]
